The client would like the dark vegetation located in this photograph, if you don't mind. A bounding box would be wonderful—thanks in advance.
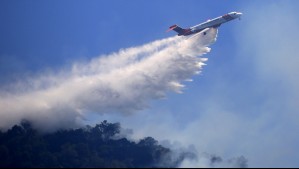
[0,120,184,168]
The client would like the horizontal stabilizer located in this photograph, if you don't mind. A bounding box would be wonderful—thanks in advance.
[166,24,178,32]
[167,24,189,36]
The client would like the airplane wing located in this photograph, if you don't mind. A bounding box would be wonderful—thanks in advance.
[188,28,210,39]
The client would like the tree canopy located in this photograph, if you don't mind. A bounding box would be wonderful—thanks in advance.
[0,120,178,168]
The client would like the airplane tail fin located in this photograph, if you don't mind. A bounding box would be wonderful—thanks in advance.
[167,24,187,36]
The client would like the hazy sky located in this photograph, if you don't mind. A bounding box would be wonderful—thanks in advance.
[1,0,299,167]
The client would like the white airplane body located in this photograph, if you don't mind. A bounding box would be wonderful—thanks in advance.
[168,12,242,36]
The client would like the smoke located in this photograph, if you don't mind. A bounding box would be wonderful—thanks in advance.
[178,153,247,168]
[0,28,217,131]
[158,142,248,168]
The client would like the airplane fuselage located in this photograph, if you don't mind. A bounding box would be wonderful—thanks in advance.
[168,12,242,36]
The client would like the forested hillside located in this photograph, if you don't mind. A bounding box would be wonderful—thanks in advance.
[0,120,188,168]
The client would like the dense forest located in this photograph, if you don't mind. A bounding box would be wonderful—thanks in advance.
[0,120,191,168]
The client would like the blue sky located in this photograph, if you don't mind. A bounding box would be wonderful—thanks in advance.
[0,0,239,81]
[1,0,299,167]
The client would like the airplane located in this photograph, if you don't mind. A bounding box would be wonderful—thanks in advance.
[167,11,242,36]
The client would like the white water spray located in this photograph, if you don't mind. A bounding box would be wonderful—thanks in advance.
[0,28,218,131]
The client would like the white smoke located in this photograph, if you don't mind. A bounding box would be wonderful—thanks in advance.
[0,28,218,131]
[178,154,247,168]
